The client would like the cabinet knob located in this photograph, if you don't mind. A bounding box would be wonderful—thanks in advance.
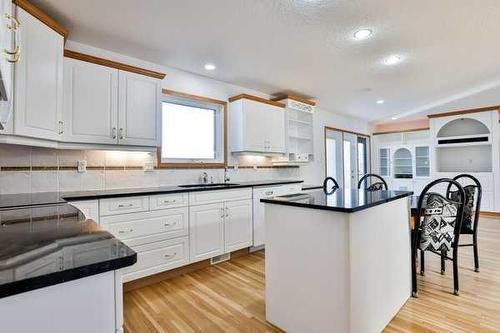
[117,203,134,208]
[164,252,176,259]
[58,121,64,135]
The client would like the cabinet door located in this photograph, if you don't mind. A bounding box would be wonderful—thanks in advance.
[265,105,286,153]
[224,199,253,253]
[189,202,224,263]
[69,200,99,224]
[242,99,266,151]
[118,71,160,146]
[14,8,63,141]
[63,58,118,144]
[0,0,14,130]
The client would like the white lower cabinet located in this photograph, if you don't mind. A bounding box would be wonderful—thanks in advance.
[224,200,253,253]
[189,202,225,263]
[122,237,189,282]
[90,188,256,281]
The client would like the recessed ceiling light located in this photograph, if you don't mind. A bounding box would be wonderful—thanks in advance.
[353,29,372,40]
[391,116,398,120]
[384,55,403,65]
[376,99,385,104]
[204,63,216,71]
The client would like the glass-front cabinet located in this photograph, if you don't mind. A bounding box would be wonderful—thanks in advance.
[393,148,413,179]
[415,146,430,177]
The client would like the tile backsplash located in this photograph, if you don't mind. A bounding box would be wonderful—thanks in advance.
[0,144,300,194]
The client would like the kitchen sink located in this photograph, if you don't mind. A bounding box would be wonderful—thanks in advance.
[178,183,239,188]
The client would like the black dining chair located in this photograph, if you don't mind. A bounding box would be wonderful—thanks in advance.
[445,174,482,273]
[357,173,388,191]
[323,176,340,194]
[412,178,465,297]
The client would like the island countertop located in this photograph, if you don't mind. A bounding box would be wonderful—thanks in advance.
[0,203,136,298]
[261,188,413,213]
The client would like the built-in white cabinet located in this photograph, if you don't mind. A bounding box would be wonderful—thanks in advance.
[63,58,119,144]
[252,183,302,248]
[118,71,160,146]
[189,188,253,263]
[0,0,15,131]
[224,200,253,253]
[63,58,160,147]
[13,7,63,141]
[230,96,286,154]
[189,202,225,262]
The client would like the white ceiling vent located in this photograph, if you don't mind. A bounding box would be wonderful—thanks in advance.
[283,99,315,113]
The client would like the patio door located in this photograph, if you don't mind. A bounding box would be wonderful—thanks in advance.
[325,127,370,189]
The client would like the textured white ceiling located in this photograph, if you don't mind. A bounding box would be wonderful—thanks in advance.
[32,0,500,121]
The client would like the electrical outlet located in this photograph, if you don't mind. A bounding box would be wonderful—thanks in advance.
[77,160,87,173]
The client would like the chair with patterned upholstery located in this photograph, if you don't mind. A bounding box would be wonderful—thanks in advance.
[412,178,465,297]
[445,174,482,273]
[357,173,388,191]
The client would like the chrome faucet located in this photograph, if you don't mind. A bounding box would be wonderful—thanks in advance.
[200,172,209,184]
[224,167,231,183]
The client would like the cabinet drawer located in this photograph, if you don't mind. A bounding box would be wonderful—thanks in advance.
[189,188,252,206]
[150,193,187,210]
[122,237,189,282]
[253,186,283,198]
[102,208,188,245]
[99,196,149,216]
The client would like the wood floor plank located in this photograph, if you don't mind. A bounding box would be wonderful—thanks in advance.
[124,217,500,333]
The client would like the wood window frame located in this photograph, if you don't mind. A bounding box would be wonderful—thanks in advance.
[157,89,228,169]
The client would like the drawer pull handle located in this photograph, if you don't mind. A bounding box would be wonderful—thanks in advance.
[118,229,133,234]
[265,191,274,195]
[117,203,134,208]
[164,222,176,227]
[162,199,176,204]
[164,252,177,259]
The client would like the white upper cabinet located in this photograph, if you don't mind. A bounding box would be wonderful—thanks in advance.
[118,71,160,147]
[63,58,118,144]
[14,7,63,141]
[230,95,286,154]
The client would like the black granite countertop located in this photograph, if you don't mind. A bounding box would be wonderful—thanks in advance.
[0,203,136,298]
[301,184,323,191]
[261,188,413,213]
[59,180,304,201]
[0,180,303,208]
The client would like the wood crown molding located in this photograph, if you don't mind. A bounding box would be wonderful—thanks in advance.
[228,94,285,108]
[64,49,166,79]
[427,105,500,119]
[372,127,430,135]
[14,0,69,39]
[271,95,316,106]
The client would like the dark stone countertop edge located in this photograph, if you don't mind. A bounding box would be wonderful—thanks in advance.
[61,180,304,201]
[260,191,414,213]
[0,252,137,299]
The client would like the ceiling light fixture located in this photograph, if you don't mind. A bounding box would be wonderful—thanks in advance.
[376,99,384,104]
[204,63,216,71]
[384,55,403,65]
[353,29,372,40]
[391,116,398,120]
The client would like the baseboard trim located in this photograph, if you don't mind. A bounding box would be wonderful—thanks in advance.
[480,211,500,218]
[123,248,249,292]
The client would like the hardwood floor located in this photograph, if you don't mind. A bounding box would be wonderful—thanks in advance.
[124,217,500,333]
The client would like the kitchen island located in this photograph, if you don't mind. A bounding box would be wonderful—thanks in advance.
[0,203,136,333]
[261,188,413,333]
